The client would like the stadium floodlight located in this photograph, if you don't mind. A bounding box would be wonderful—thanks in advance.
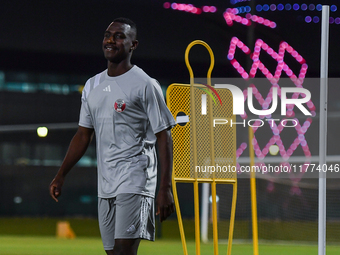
[37,127,48,137]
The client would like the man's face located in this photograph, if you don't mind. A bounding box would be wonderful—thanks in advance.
[102,22,138,63]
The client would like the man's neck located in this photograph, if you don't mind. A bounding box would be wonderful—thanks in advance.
[107,61,133,77]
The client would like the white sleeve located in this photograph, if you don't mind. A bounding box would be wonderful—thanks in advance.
[143,79,176,134]
[78,80,94,128]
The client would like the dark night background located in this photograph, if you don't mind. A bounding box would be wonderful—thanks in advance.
[1,0,340,81]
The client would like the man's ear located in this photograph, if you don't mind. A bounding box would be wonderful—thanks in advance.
[130,40,139,51]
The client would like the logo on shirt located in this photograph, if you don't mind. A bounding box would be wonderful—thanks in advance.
[103,85,111,92]
[114,99,126,112]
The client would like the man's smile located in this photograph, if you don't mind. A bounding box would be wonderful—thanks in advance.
[104,44,118,51]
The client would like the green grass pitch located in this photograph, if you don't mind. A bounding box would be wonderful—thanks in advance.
[1,218,340,254]
[1,236,340,255]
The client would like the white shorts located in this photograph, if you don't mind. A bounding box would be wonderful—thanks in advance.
[98,194,155,250]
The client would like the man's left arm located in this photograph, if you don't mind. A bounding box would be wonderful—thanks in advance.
[155,129,175,222]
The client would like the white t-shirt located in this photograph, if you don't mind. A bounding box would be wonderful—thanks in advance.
[79,66,176,198]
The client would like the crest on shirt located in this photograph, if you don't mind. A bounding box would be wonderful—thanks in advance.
[114,99,126,112]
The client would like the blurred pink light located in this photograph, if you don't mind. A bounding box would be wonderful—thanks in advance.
[228,35,313,168]
[163,2,171,9]
[203,6,210,12]
[186,4,193,11]
[210,6,217,13]
[168,2,202,14]
[241,142,247,150]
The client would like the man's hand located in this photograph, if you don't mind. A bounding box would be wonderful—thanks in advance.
[155,129,175,222]
[49,175,64,202]
[156,187,175,222]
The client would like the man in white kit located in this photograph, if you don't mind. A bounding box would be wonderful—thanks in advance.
[49,17,176,255]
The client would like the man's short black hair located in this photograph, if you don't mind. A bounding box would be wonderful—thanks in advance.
[113,17,137,39]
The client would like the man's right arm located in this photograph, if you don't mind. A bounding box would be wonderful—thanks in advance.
[49,126,94,202]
